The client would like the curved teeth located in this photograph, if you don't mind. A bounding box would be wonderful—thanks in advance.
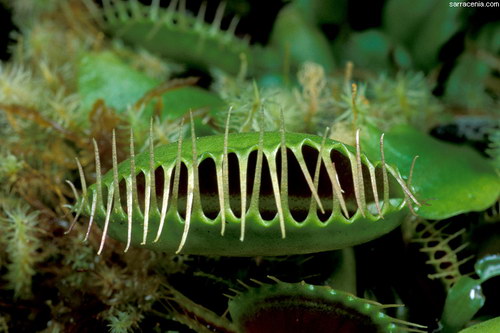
[85,191,97,242]
[175,112,198,254]
[65,158,87,235]
[320,130,349,218]
[70,115,422,254]
[93,139,104,210]
[353,129,366,217]
[248,111,265,215]
[239,157,248,241]
[141,121,157,245]
[111,131,123,215]
[309,128,328,216]
[98,185,115,255]
[268,151,285,238]
[210,2,226,34]
[219,107,232,236]
[367,163,382,218]
[380,134,390,211]
[154,165,173,243]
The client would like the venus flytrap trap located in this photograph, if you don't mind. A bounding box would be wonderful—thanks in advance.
[83,0,279,77]
[227,278,427,333]
[68,108,420,257]
[83,0,337,81]
[2,0,499,330]
[404,217,474,290]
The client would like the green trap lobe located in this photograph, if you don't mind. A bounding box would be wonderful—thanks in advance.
[81,131,412,256]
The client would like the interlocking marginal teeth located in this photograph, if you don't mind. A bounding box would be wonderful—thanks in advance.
[149,0,160,20]
[320,136,348,218]
[309,128,328,216]
[220,107,232,236]
[196,1,207,25]
[210,2,226,34]
[98,185,114,255]
[102,0,116,23]
[124,175,133,252]
[239,157,248,241]
[367,162,383,218]
[249,110,265,215]
[216,158,226,234]
[113,0,127,20]
[66,180,79,206]
[65,158,87,235]
[393,170,421,208]
[408,155,419,187]
[111,131,123,215]
[154,120,183,243]
[226,16,240,40]
[353,129,366,217]
[129,0,142,19]
[295,150,324,214]
[85,191,97,242]
[154,165,172,243]
[141,121,156,245]
[171,118,184,213]
[268,151,286,238]
[380,134,390,211]
[82,0,105,27]
[177,0,187,27]
[404,155,421,215]
[279,109,289,219]
[124,130,138,252]
[166,0,179,20]
[93,139,104,211]
[65,180,80,234]
[175,112,198,254]
[69,108,423,255]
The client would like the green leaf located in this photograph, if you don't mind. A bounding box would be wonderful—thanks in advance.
[78,51,157,113]
[343,29,392,71]
[441,255,500,332]
[294,0,347,25]
[161,86,226,120]
[445,54,493,109]
[441,277,485,333]
[270,4,335,73]
[77,51,226,121]
[384,0,463,70]
[476,22,500,54]
[361,124,500,219]
[410,1,463,70]
[459,316,500,333]
[475,255,500,283]
[383,0,435,46]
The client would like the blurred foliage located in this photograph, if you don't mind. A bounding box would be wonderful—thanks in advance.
[0,0,498,332]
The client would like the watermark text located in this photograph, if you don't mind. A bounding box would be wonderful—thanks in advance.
[450,1,499,7]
